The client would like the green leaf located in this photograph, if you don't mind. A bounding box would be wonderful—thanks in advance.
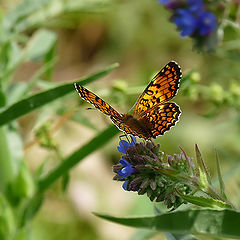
[215,149,227,201]
[194,144,211,188]
[3,0,50,30]
[176,191,232,209]
[0,63,119,126]
[0,194,15,240]
[0,127,15,189]
[0,89,6,107]
[95,209,240,239]
[20,193,44,227]
[5,0,111,33]
[27,29,57,61]
[38,125,119,192]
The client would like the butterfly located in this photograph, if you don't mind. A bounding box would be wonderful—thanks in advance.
[74,61,182,140]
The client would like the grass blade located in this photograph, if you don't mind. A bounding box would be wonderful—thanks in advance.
[195,144,211,187]
[38,125,119,192]
[215,148,227,201]
[0,63,119,126]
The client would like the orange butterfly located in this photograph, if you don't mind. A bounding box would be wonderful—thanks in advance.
[75,61,181,140]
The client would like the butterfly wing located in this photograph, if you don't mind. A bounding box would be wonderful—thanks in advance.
[133,61,181,118]
[74,83,121,119]
[139,102,181,138]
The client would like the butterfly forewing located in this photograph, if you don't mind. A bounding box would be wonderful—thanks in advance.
[74,83,121,119]
[133,61,182,118]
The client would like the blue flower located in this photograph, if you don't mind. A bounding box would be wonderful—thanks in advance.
[117,158,135,179]
[117,158,135,190]
[122,180,129,190]
[187,0,204,12]
[173,9,198,37]
[197,11,216,36]
[117,136,137,154]
[158,0,218,47]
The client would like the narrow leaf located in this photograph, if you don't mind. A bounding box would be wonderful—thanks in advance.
[0,63,119,126]
[195,144,211,187]
[215,148,227,201]
[20,193,43,227]
[176,190,232,209]
[95,209,240,239]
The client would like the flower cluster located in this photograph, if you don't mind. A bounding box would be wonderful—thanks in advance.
[113,137,194,209]
[158,0,218,51]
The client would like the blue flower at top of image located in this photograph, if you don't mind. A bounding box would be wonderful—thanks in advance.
[117,136,136,154]
[173,9,198,37]
[158,0,217,38]
[187,0,204,12]
[117,158,135,179]
[197,11,217,36]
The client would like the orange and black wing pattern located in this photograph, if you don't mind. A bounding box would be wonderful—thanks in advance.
[74,83,121,119]
[75,61,182,140]
[133,61,181,118]
[140,102,181,138]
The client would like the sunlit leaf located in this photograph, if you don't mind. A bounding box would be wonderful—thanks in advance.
[95,209,240,239]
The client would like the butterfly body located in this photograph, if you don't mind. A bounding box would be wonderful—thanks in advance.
[110,113,153,139]
[75,61,182,140]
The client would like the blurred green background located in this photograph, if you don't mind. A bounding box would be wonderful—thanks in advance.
[1,0,240,239]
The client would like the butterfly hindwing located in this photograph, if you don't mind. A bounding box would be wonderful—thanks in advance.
[140,102,181,138]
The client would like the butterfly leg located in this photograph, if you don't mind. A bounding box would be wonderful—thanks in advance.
[119,134,131,153]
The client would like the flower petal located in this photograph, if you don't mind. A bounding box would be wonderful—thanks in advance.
[117,140,130,153]
[122,180,128,190]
